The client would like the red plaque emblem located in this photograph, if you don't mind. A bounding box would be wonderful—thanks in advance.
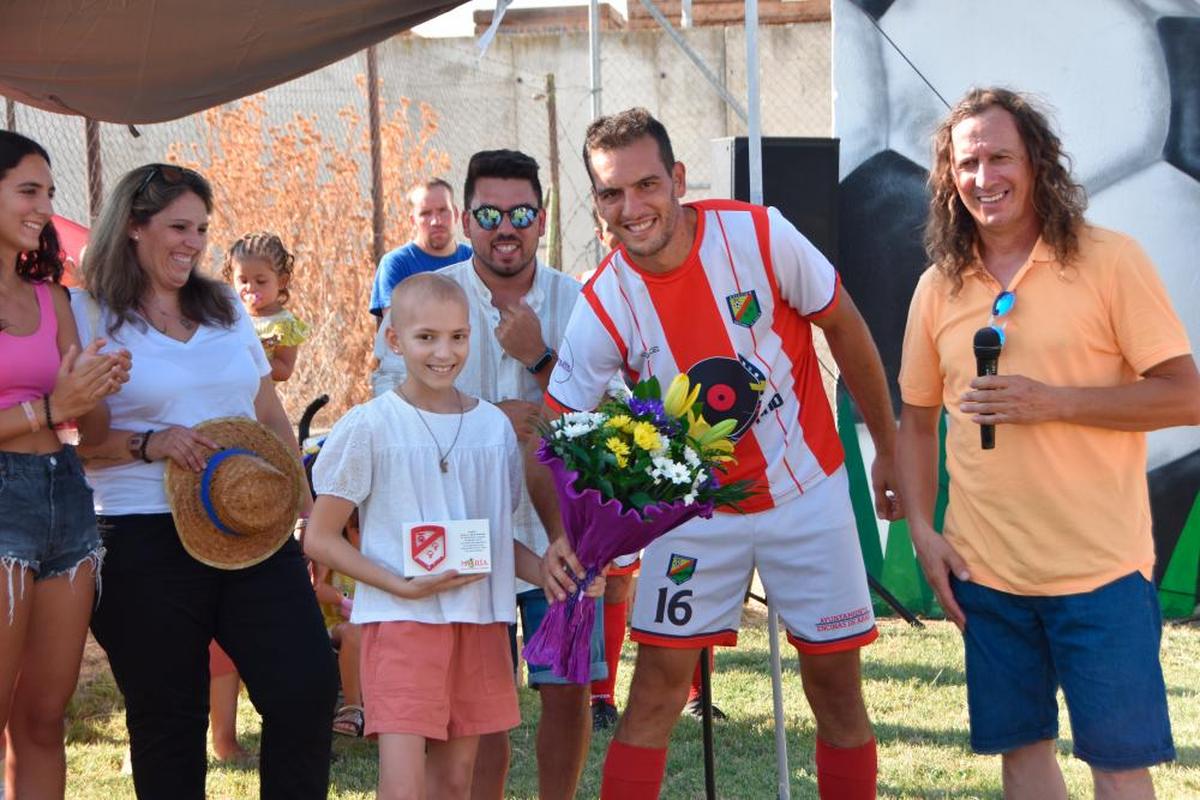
[410,524,447,572]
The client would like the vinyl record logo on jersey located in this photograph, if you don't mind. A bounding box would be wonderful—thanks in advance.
[685,356,767,439]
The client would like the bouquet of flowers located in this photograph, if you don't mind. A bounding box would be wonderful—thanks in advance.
[522,374,754,682]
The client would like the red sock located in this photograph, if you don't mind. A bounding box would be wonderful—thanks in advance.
[815,737,877,800]
[601,740,667,800]
[687,646,713,702]
[591,599,627,704]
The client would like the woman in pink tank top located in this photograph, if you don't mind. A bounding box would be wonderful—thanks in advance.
[0,131,130,798]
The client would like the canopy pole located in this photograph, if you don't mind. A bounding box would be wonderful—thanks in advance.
[366,45,384,266]
[746,3,787,795]
[588,0,601,119]
[85,118,103,225]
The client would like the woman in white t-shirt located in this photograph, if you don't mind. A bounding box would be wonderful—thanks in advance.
[72,164,337,799]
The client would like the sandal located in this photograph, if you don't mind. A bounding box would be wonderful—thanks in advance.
[332,704,364,737]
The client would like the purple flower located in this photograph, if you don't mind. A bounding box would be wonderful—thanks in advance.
[628,397,682,435]
[629,397,665,420]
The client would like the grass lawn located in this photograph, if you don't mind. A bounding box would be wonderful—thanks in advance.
[60,608,1200,799]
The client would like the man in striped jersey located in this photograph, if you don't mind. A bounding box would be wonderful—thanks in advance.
[531,108,901,800]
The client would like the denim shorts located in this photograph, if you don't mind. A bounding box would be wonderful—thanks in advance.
[0,447,101,585]
[510,588,607,686]
[952,572,1176,771]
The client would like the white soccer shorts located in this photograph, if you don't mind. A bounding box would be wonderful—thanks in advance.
[630,467,877,654]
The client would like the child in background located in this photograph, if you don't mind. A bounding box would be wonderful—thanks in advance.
[304,273,602,799]
[313,509,365,738]
[223,231,310,382]
[207,232,309,761]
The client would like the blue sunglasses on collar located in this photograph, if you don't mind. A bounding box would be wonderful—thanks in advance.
[988,290,1016,345]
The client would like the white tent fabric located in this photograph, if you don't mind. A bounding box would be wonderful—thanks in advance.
[0,0,463,124]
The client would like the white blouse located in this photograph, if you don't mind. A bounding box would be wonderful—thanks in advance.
[312,391,521,625]
[70,290,270,515]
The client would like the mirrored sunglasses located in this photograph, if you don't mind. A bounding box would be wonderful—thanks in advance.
[471,204,539,231]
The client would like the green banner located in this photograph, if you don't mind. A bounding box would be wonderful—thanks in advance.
[1158,490,1200,618]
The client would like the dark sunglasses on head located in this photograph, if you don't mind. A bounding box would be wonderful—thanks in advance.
[988,290,1016,345]
[470,204,539,231]
[134,163,198,199]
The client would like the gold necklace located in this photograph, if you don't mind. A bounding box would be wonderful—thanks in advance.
[397,386,464,473]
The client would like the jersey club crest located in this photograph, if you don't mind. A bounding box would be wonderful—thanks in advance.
[667,553,697,586]
[726,290,762,328]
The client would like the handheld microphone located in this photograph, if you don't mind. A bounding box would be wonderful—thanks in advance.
[973,327,1003,450]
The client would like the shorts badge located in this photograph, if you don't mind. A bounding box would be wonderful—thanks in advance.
[667,553,697,586]
[726,290,761,328]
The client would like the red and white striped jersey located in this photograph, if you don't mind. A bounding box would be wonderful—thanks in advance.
[545,199,844,513]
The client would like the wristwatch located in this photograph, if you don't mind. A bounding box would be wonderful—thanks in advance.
[526,347,556,375]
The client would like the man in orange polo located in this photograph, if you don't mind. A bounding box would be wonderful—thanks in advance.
[897,87,1200,799]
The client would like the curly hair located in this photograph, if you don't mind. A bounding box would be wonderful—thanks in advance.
[0,131,64,284]
[222,231,297,306]
[83,163,236,335]
[925,88,1087,293]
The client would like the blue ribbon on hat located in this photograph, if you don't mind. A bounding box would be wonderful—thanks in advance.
[200,448,253,537]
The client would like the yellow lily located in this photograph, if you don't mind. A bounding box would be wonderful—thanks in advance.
[663,373,701,419]
[695,415,736,446]
[686,412,738,461]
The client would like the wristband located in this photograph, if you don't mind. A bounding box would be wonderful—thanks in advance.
[138,429,154,463]
[42,394,55,429]
[526,347,555,375]
[55,421,81,447]
[21,401,40,433]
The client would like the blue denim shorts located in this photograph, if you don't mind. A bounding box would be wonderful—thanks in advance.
[512,588,607,686]
[952,572,1175,771]
[0,447,101,586]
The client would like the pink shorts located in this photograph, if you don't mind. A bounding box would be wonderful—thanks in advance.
[360,621,519,740]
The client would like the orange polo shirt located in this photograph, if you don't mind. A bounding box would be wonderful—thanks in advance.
[900,226,1192,596]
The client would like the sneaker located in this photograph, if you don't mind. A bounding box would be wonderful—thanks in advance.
[682,697,727,720]
[591,700,619,731]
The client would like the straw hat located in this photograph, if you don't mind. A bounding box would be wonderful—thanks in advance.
[165,417,306,570]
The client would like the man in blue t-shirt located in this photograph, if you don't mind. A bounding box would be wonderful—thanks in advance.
[368,178,472,326]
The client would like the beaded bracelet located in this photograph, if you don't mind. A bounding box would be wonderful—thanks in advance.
[42,394,55,429]
[20,401,40,433]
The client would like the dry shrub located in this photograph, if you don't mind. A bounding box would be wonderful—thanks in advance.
[169,86,450,425]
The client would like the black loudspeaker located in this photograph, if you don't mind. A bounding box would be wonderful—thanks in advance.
[710,137,840,264]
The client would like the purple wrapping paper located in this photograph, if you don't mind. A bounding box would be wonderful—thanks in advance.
[522,440,716,683]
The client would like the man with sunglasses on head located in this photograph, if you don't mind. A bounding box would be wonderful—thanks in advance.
[896,88,1199,800]
[380,149,613,800]
[370,179,472,394]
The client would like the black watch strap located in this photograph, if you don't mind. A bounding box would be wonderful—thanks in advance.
[527,347,555,374]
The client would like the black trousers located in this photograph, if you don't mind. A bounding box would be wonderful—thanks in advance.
[91,514,338,800]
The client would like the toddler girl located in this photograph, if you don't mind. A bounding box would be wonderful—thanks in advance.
[223,232,310,382]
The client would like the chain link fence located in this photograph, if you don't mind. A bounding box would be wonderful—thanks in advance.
[7,21,831,417]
